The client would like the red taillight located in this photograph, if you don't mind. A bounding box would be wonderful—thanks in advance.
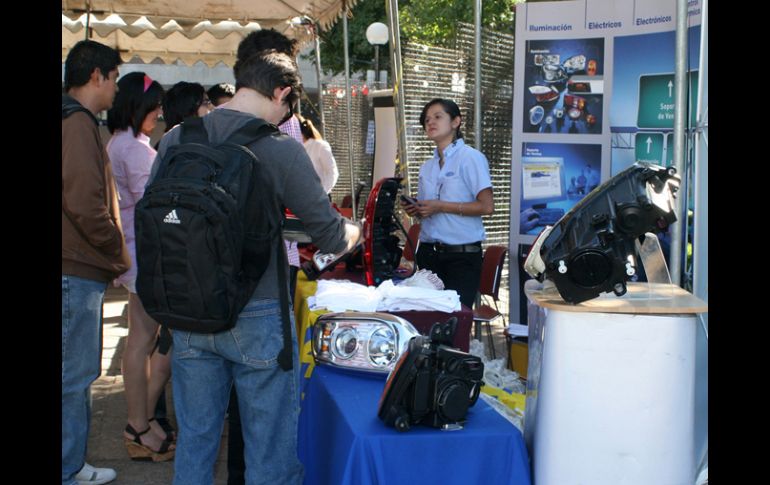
[362,178,386,286]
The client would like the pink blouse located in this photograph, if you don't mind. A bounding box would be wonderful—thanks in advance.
[106,129,156,289]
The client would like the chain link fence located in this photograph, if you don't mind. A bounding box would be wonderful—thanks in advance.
[321,84,375,220]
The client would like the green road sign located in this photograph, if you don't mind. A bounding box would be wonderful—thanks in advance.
[665,133,674,166]
[637,72,699,129]
[635,133,664,164]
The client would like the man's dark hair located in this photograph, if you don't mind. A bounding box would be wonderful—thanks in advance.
[419,98,464,140]
[234,50,301,109]
[64,40,122,91]
[163,81,206,130]
[237,29,298,59]
[206,83,235,106]
[234,29,297,79]
[106,72,165,136]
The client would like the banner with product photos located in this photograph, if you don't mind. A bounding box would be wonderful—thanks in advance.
[508,0,702,321]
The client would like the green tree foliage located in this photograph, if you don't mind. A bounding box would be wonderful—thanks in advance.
[313,0,519,76]
[400,0,517,47]
[314,0,389,77]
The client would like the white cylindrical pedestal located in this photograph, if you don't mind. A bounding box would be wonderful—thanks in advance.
[530,310,696,485]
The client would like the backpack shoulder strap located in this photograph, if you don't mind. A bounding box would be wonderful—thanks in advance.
[275,235,294,372]
[62,99,99,126]
[226,118,279,147]
[228,117,292,371]
[179,117,210,144]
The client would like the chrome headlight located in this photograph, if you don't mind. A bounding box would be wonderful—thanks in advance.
[312,312,421,373]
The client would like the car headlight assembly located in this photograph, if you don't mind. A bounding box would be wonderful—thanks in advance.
[524,162,680,304]
[378,317,485,432]
[312,312,421,373]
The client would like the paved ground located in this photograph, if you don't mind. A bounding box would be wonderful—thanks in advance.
[86,286,229,484]
[86,284,511,484]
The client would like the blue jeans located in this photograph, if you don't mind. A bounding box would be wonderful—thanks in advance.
[62,275,107,485]
[172,298,303,485]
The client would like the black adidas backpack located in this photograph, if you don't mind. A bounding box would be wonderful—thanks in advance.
[135,117,293,370]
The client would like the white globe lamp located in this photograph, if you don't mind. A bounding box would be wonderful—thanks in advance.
[366,22,389,84]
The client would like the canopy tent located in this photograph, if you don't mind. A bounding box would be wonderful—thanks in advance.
[62,0,361,219]
[62,0,358,66]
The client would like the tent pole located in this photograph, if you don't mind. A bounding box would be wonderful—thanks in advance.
[85,0,92,40]
[474,0,482,149]
[692,1,708,474]
[385,0,408,186]
[343,10,357,221]
[693,1,708,305]
[669,0,689,285]
[473,0,483,309]
[313,20,326,137]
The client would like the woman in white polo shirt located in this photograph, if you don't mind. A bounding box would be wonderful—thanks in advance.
[401,98,494,307]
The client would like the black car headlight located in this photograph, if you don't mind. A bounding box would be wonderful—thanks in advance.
[524,162,680,304]
[312,312,421,373]
[377,318,485,432]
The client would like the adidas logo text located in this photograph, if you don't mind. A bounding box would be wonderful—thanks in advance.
[163,210,181,224]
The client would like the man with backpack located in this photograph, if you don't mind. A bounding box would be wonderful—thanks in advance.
[62,40,129,485]
[144,50,362,484]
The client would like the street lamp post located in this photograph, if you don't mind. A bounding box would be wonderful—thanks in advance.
[366,22,389,86]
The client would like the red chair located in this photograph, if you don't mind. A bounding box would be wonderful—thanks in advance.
[473,245,508,359]
[401,223,421,262]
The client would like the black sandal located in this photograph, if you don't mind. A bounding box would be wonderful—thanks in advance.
[124,423,175,462]
[150,417,177,442]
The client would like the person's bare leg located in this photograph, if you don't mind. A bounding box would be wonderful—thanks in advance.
[147,341,172,441]
[121,293,172,451]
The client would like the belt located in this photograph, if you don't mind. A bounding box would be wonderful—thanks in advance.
[423,242,482,253]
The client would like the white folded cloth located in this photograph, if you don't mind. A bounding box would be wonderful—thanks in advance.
[307,279,379,312]
[375,280,461,312]
[507,323,529,337]
[398,269,445,290]
[307,277,462,313]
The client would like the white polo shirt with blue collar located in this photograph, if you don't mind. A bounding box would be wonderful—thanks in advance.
[416,138,492,245]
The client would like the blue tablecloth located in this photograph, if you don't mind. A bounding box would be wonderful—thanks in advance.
[298,366,532,485]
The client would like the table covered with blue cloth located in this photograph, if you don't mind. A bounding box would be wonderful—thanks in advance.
[298,365,532,485]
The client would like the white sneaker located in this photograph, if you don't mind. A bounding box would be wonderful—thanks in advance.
[75,463,117,485]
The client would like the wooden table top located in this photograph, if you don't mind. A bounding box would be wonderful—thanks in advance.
[524,279,708,314]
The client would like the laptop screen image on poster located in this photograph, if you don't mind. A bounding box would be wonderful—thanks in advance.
[522,157,566,226]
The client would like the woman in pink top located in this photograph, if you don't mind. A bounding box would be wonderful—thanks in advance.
[106,72,175,461]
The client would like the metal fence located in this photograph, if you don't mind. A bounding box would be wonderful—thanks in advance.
[322,84,375,220]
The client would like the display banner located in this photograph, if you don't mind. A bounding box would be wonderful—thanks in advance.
[508,0,702,320]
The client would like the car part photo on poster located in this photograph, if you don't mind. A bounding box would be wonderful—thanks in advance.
[523,37,605,135]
